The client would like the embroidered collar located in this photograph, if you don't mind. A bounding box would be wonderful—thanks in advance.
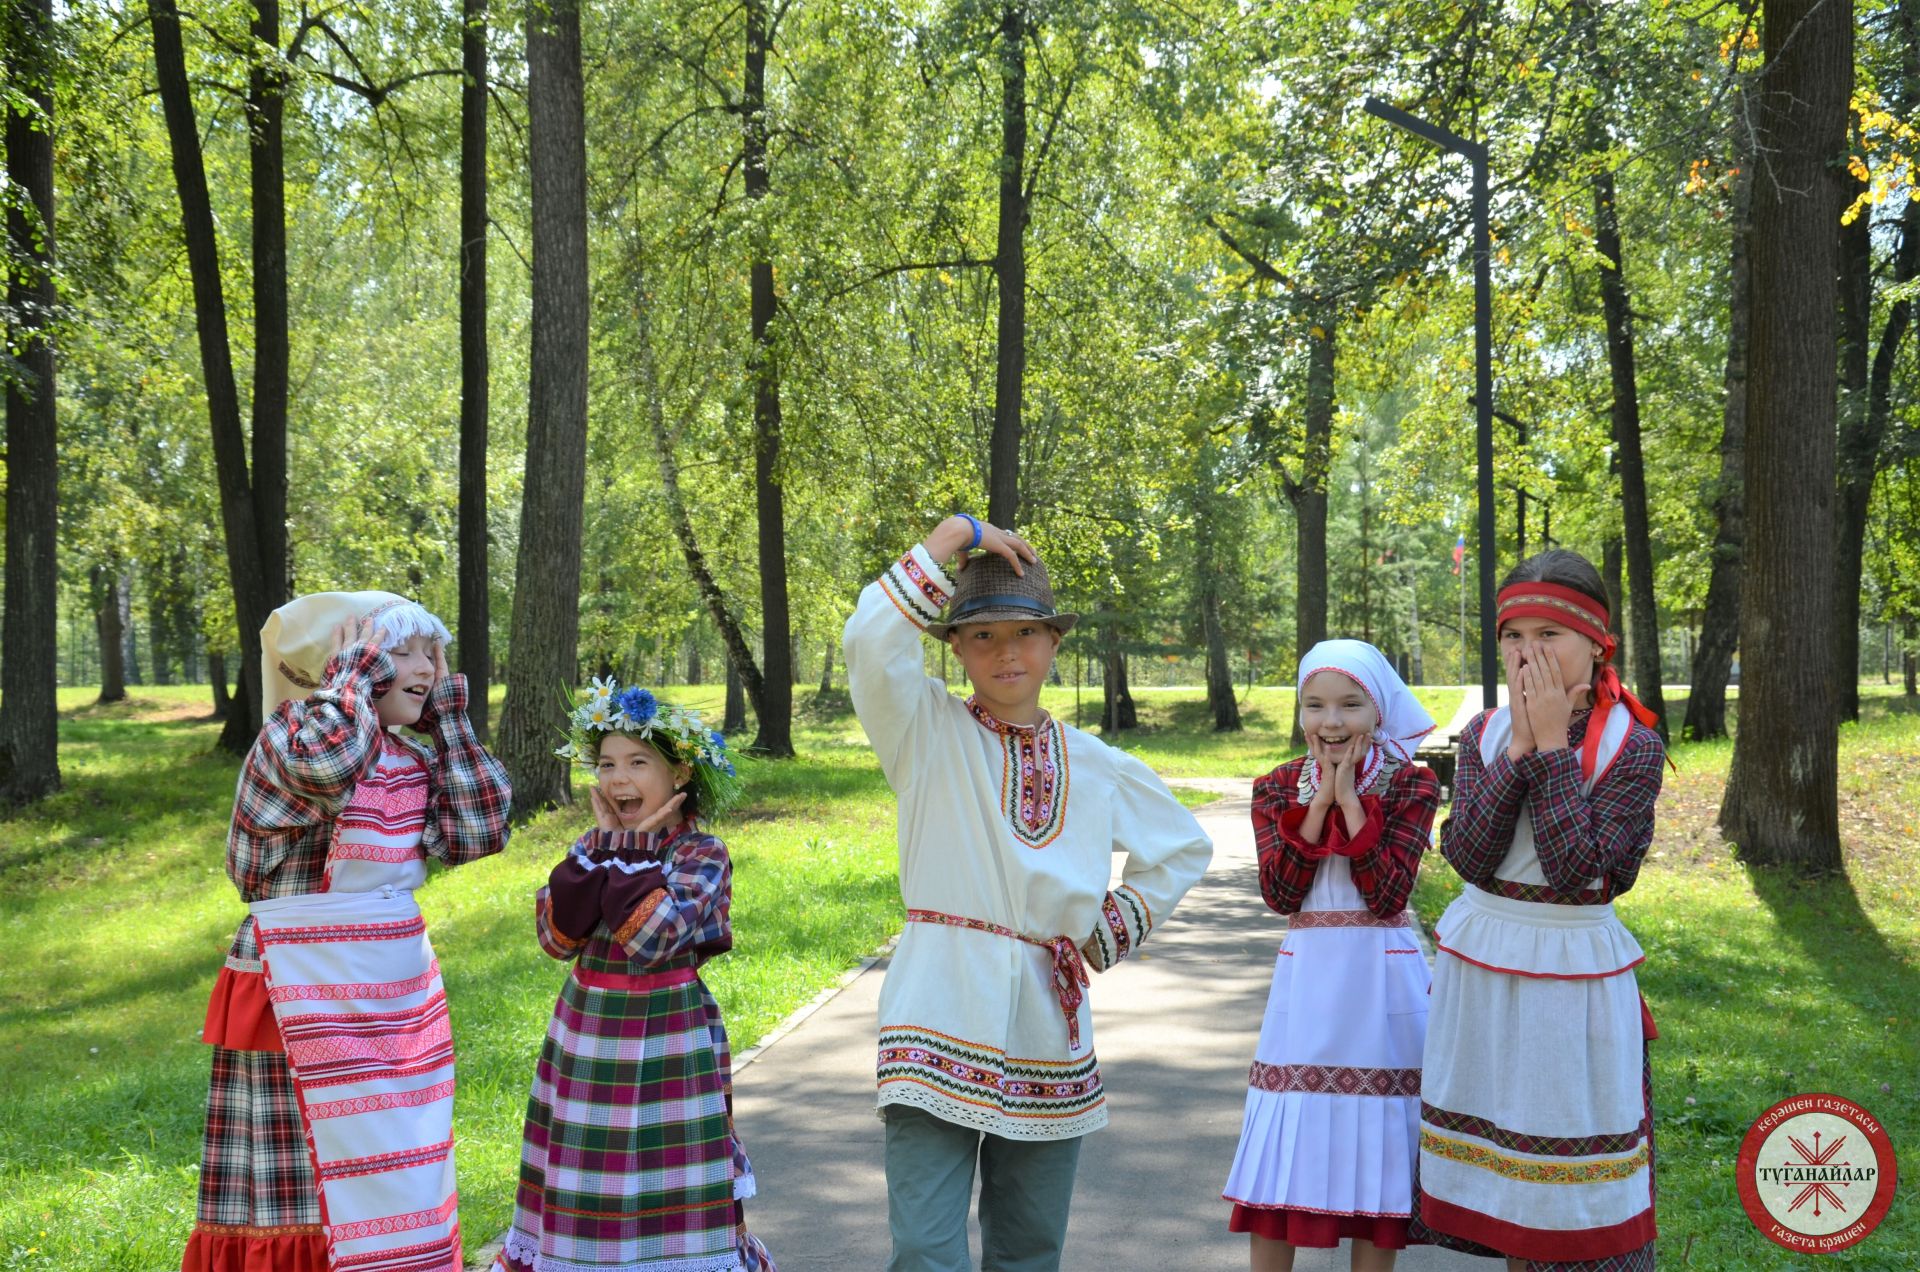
[966,696,1068,848]
[965,696,1049,735]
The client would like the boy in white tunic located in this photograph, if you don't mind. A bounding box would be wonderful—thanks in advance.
[844,513,1213,1272]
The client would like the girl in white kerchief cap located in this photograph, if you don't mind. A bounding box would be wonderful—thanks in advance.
[1222,639,1441,1272]
[183,591,510,1272]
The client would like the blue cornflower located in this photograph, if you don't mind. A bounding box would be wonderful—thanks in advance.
[616,686,658,724]
[709,730,727,752]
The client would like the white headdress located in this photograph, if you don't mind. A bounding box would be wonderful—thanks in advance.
[1295,638,1436,763]
[259,591,451,722]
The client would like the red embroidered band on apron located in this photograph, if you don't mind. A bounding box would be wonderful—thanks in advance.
[249,738,463,1272]
[1418,704,1657,1264]
[904,909,1090,1051]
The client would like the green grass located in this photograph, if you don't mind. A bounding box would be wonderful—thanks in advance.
[6,678,1916,1268]
[1409,686,1920,1270]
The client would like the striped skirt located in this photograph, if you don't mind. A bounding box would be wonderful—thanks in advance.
[498,948,771,1272]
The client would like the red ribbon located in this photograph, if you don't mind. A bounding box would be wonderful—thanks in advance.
[906,909,1090,1050]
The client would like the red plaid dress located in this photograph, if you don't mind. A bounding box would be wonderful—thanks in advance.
[183,643,510,1272]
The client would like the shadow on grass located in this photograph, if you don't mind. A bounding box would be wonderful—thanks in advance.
[1742,862,1920,1026]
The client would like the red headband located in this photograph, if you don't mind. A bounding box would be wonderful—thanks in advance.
[1497,580,1666,779]
[1497,582,1612,656]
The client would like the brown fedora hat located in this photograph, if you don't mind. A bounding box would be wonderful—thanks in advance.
[925,552,1079,639]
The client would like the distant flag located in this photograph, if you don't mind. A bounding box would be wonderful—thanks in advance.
[1451,533,1466,575]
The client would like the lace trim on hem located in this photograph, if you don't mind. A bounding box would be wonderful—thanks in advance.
[876,1083,1107,1141]
[499,1228,744,1272]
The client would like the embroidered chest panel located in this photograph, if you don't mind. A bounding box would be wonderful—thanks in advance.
[968,699,1070,849]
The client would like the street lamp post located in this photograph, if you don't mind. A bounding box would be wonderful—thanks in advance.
[1363,96,1498,710]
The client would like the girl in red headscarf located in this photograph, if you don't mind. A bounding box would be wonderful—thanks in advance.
[1413,549,1666,1272]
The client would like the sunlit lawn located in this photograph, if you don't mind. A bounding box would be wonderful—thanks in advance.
[2,679,1914,1268]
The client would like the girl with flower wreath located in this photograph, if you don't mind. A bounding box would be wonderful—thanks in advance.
[494,681,774,1272]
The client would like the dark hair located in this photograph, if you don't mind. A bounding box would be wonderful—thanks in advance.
[585,729,703,822]
[1501,549,1609,614]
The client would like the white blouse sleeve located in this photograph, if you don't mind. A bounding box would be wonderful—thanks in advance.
[843,544,957,792]
[1084,747,1215,971]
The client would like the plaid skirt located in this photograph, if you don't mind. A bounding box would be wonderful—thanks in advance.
[182,1045,328,1270]
[498,946,772,1272]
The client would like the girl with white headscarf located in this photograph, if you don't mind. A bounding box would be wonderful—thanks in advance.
[1222,639,1442,1271]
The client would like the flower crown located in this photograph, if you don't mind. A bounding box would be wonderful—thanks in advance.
[555,677,742,817]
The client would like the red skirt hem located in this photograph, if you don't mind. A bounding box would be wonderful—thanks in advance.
[201,965,284,1052]
[1418,1191,1657,1260]
[1228,1204,1413,1249]
[180,1224,326,1272]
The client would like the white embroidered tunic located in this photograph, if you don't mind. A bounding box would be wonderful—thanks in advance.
[845,545,1214,1140]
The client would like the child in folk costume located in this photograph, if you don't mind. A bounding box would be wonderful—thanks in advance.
[185,592,511,1272]
[844,514,1214,1272]
[496,682,774,1272]
[1223,640,1442,1272]
[1415,550,1666,1272]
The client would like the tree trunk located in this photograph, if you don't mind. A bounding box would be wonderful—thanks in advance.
[121,579,142,686]
[988,3,1027,527]
[458,0,492,740]
[1100,638,1137,732]
[1283,317,1334,747]
[820,641,834,694]
[149,0,270,746]
[743,0,794,757]
[95,567,128,704]
[1686,148,1751,742]
[148,567,175,685]
[725,654,747,733]
[688,640,703,686]
[1720,0,1851,871]
[0,0,62,804]
[1592,168,1668,740]
[632,265,769,726]
[1835,163,1920,721]
[209,651,232,719]
[1906,616,1917,699]
[1203,577,1241,732]
[249,0,289,614]
[496,0,591,814]
[1602,537,1625,649]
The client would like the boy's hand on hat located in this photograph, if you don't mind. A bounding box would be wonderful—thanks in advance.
[971,522,1036,576]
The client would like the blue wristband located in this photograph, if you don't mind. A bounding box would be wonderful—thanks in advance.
[958,513,983,550]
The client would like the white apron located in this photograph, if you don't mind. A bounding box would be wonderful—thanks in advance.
[1223,764,1428,1220]
[250,737,461,1272]
[1418,706,1656,1260]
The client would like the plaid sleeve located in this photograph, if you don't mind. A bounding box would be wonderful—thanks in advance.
[229,643,391,897]
[610,833,733,966]
[253,642,391,803]
[1252,759,1325,916]
[1336,763,1441,918]
[1438,711,1529,886]
[417,673,512,866]
[1513,720,1665,896]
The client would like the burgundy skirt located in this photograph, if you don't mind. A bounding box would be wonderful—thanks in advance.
[1229,1204,1413,1250]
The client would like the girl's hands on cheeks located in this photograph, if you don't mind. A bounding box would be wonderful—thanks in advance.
[589,785,688,836]
[1504,643,1537,761]
[1305,734,1338,809]
[1520,639,1573,752]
